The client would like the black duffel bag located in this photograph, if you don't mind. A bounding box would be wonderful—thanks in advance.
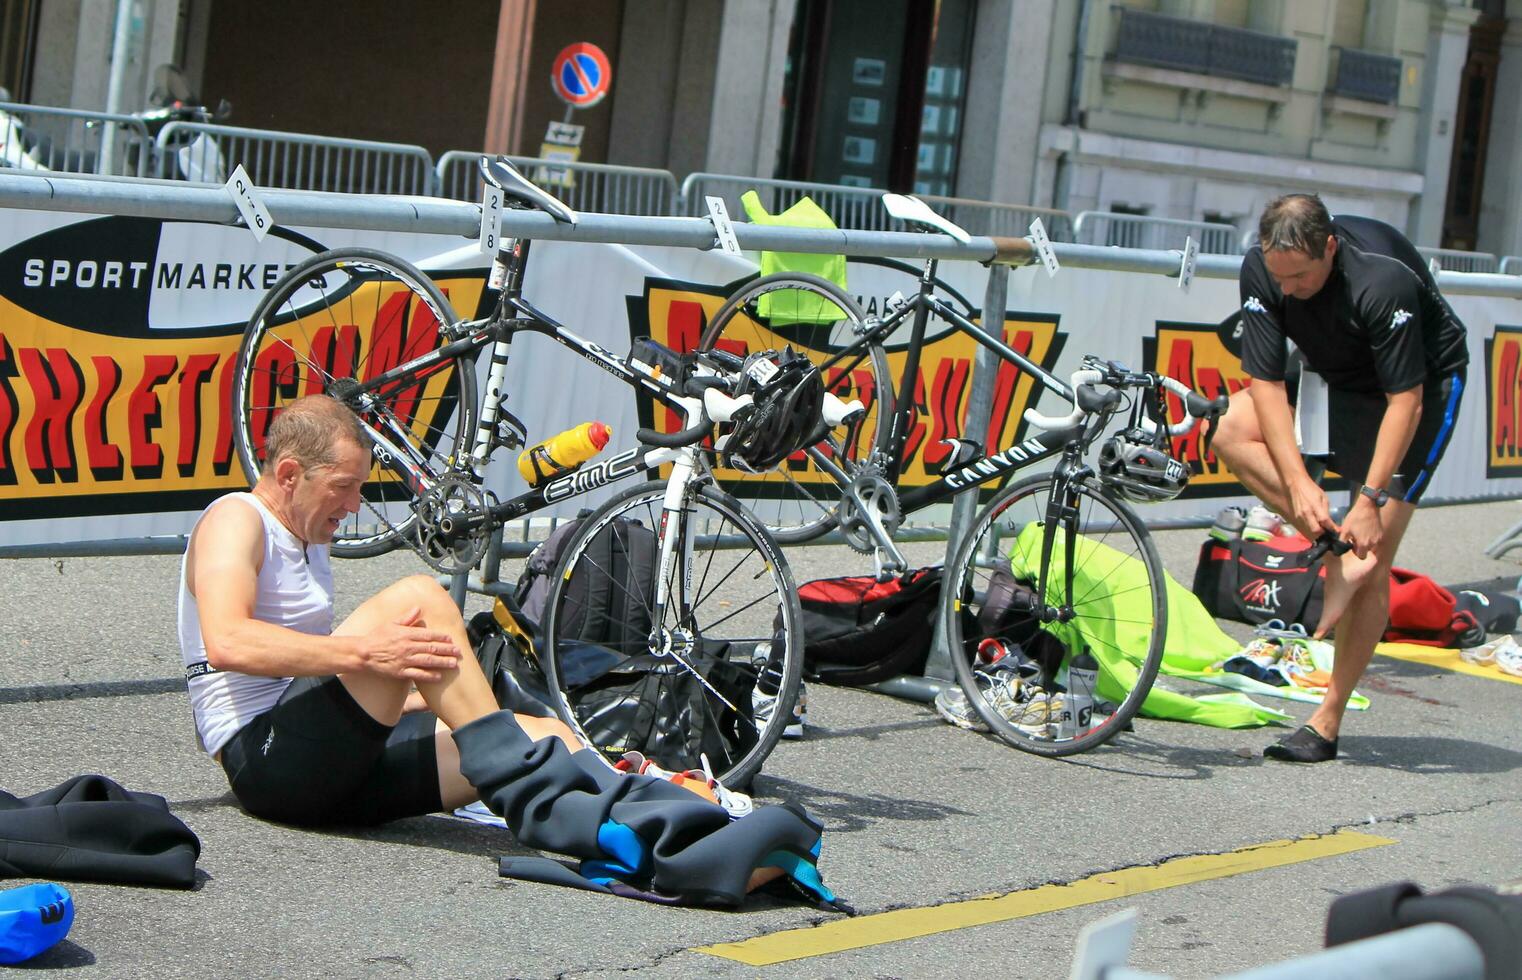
[787,566,943,687]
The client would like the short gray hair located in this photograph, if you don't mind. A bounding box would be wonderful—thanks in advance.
[264,395,370,471]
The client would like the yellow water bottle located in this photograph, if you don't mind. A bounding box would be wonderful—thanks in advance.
[517,421,611,486]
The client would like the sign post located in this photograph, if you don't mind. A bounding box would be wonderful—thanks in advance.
[542,42,612,189]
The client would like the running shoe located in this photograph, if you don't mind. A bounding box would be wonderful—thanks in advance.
[1242,505,1283,542]
[932,654,1044,733]
[753,681,807,740]
[1493,636,1522,677]
[614,751,755,820]
[1460,635,1515,666]
[1209,506,1247,542]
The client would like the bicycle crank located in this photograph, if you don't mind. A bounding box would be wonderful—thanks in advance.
[838,469,903,554]
[412,473,492,575]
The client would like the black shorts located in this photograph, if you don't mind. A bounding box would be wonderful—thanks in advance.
[219,675,443,827]
[1292,368,1465,505]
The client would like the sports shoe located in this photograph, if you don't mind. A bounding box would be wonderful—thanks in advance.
[1242,505,1283,542]
[754,681,807,740]
[1493,636,1522,677]
[932,653,1044,733]
[614,751,754,820]
[1209,506,1247,542]
[1459,637,1502,666]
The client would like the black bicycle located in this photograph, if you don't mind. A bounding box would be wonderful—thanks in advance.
[697,196,1227,754]
[231,157,863,784]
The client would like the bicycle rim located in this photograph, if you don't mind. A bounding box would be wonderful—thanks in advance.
[233,248,477,557]
[539,481,803,788]
[944,472,1166,756]
[699,272,892,543]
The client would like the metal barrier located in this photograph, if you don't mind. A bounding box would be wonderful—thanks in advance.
[0,101,154,177]
[1074,211,1241,254]
[679,172,1075,240]
[436,150,680,215]
[1418,247,1500,274]
[154,121,436,195]
[1500,255,1522,276]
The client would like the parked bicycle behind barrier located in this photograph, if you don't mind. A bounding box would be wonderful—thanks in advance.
[691,195,1228,754]
[232,157,863,785]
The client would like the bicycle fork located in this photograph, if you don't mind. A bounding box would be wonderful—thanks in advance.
[1035,466,1083,626]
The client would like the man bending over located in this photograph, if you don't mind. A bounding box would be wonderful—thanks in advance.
[1213,194,1467,763]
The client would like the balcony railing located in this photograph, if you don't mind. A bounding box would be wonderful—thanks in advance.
[1114,7,1296,88]
[1329,48,1402,105]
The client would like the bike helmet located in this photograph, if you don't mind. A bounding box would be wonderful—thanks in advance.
[717,348,825,473]
[1097,431,1190,503]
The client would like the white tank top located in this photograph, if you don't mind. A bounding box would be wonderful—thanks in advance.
[177,492,335,755]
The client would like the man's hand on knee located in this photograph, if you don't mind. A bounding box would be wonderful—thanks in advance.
[358,606,463,683]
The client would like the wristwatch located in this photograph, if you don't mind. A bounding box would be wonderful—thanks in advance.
[1359,484,1390,507]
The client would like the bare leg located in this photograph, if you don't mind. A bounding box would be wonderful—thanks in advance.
[1314,548,1382,639]
[1209,387,1295,519]
[1303,501,1414,741]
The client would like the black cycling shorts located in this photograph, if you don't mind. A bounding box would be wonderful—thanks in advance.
[219,675,443,827]
[1292,368,1465,505]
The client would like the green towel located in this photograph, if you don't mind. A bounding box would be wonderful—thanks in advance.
[739,190,847,324]
[1008,523,1287,729]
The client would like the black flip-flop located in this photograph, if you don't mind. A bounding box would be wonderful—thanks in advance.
[1264,724,1338,763]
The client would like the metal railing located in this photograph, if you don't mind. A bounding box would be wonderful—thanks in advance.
[680,172,1074,240]
[154,121,435,195]
[1329,47,1403,104]
[0,101,154,177]
[1418,247,1500,274]
[1500,255,1522,275]
[1074,211,1241,254]
[1114,7,1297,87]
[436,150,680,216]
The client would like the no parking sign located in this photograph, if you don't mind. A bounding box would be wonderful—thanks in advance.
[551,43,612,109]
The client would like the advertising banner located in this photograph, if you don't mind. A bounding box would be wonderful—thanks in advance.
[1,208,1518,549]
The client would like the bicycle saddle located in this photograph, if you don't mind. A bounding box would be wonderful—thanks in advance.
[881,193,970,242]
[480,156,579,225]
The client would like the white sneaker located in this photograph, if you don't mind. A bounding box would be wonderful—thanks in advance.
[1243,505,1283,542]
[754,681,806,739]
[1492,636,1522,677]
[452,800,507,828]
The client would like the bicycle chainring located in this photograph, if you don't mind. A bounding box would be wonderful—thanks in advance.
[837,466,901,554]
[412,473,491,575]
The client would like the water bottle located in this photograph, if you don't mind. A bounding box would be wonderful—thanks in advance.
[517,421,611,486]
[1059,650,1099,738]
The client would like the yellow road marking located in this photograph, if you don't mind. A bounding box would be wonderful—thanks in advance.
[1377,641,1522,687]
[699,831,1395,966]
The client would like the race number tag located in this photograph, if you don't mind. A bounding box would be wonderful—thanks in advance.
[224,165,272,242]
[706,196,743,256]
[1178,236,1198,293]
[1028,217,1059,279]
[745,356,779,386]
[479,182,504,254]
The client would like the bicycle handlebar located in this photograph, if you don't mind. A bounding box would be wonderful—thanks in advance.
[1022,369,1104,430]
[1138,376,1231,438]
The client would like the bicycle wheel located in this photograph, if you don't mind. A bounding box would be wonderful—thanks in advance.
[234,248,477,558]
[943,472,1166,756]
[699,272,892,543]
[539,481,803,787]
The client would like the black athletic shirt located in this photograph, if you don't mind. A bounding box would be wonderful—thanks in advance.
[1238,215,1469,394]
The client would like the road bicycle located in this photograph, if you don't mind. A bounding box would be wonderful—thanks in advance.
[231,157,859,784]
[697,195,1228,753]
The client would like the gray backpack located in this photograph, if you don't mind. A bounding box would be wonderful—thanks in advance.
[515,512,658,653]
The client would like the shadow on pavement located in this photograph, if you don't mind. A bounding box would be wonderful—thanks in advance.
[755,774,972,834]
[11,939,95,969]
[1058,733,1263,780]
[1336,734,1522,773]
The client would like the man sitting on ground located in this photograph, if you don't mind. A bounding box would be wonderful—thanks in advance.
[176,396,827,904]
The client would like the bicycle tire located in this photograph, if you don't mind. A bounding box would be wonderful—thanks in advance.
[234,247,478,558]
[943,472,1166,756]
[699,271,893,544]
[538,480,803,788]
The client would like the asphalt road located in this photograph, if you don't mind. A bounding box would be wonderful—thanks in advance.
[2,498,1520,978]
